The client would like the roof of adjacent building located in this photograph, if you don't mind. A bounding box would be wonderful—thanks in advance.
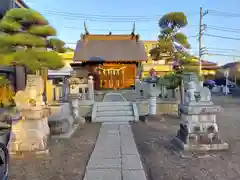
[201,60,217,66]
[73,39,148,62]
[221,62,238,69]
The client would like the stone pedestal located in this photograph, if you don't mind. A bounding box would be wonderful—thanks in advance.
[148,96,157,115]
[148,81,159,115]
[173,81,228,151]
[88,76,94,101]
[9,106,50,154]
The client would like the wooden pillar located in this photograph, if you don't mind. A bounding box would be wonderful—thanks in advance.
[122,69,125,89]
[116,69,120,89]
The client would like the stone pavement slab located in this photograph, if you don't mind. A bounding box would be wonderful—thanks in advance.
[84,122,147,180]
[84,169,121,180]
[122,154,143,170]
[87,158,121,169]
[122,170,147,180]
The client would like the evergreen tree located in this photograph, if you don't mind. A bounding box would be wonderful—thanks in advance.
[150,12,193,64]
[0,8,65,73]
[151,12,201,89]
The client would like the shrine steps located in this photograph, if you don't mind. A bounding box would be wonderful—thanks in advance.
[92,102,139,122]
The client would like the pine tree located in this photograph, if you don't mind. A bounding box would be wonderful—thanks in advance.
[150,12,192,64]
[0,8,65,73]
[152,12,200,89]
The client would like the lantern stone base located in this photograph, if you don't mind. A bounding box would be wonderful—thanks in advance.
[50,122,80,139]
[9,115,50,155]
[172,104,228,152]
[171,136,229,152]
[48,103,82,139]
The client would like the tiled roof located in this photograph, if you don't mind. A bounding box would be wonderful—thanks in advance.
[73,40,148,62]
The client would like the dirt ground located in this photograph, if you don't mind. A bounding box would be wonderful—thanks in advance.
[132,96,240,180]
[9,123,101,180]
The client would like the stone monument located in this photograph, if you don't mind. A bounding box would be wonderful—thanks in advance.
[68,71,86,123]
[9,75,50,154]
[173,80,228,151]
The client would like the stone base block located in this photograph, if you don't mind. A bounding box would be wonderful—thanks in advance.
[48,119,71,135]
[74,116,86,124]
[171,137,229,151]
[9,118,50,154]
[50,121,80,140]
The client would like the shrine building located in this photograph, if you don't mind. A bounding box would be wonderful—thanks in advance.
[71,23,148,90]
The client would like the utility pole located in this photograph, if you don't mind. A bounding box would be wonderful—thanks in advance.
[199,7,208,76]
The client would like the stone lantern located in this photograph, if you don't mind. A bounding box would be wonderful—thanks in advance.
[9,75,50,154]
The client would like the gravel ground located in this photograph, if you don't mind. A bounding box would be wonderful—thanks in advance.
[132,96,240,180]
[9,123,101,180]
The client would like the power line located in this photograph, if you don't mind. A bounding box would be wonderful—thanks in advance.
[36,9,199,22]
[39,9,198,19]
[64,35,198,44]
[63,26,199,37]
[40,11,161,22]
[207,53,240,57]
[204,34,240,41]
[64,26,158,32]
[207,26,240,34]
[64,24,240,35]
[207,25,240,32]
[207,47,240,52]
[40,9,163,19]
[208,9,240,18]
[192,47,240,52]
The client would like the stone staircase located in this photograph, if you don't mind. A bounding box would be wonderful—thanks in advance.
[92,101,139,122]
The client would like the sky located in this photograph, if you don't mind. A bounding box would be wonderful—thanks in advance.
[25,0,240,65]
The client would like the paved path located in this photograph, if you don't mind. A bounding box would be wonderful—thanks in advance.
[103,93,127,102]
[84,122,147,180]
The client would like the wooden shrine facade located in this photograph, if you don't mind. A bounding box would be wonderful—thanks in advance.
[71,23,148,90]
[72,61,138,90]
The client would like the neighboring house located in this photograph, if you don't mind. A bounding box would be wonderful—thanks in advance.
[142,41,218,79]
[142,41,172,78]
[216,61,240,84]
[0,0,29,92]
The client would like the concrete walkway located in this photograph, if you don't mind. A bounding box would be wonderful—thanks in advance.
[84,122,147,180]
[103,93,127,102]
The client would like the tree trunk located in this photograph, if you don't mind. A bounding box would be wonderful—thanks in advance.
[179,78,184,105]
[15,65,26,92]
